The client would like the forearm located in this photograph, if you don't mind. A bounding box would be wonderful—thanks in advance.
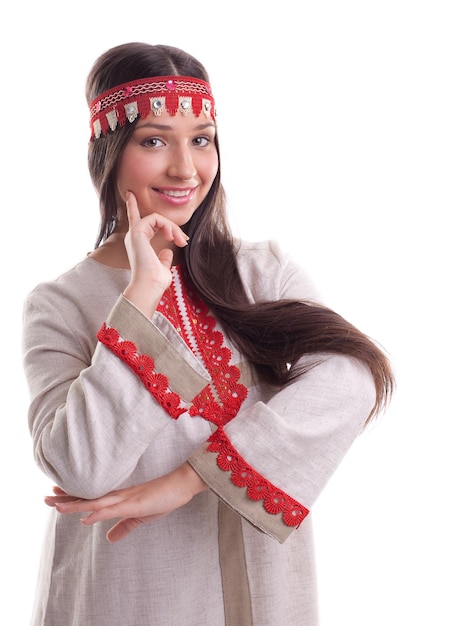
[180,461,209,499]
[31,351,169,498]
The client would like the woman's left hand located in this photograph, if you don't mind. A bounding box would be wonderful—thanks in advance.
[44,462,208,542]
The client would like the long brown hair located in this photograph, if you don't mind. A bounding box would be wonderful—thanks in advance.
[86,42,394,423]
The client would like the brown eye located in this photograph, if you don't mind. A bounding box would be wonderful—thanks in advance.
[192,136,210,147]
[141,137,165,148]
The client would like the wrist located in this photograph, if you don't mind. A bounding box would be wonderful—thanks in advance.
[177,462,209,501]
[123,281,165,318]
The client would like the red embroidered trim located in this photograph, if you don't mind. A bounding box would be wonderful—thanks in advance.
[207,427,309,528]
[96,324,187,419]
[158,267,248,426]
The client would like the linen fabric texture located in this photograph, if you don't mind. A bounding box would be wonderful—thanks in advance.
[23,240,376,626]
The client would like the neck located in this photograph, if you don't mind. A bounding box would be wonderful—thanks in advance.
[88,230,184,269]
[88,232,129,269]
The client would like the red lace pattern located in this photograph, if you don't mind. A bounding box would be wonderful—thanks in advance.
[207,427,309,527]
[97,267,309,528]
[158,267,248,426]
[96,324,188,419]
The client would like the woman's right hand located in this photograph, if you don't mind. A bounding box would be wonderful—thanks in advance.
[123,191,189,317]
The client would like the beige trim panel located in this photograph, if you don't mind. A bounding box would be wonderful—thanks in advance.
[106,295,210,401]
[218,501,254,625]
[188,444,294,544]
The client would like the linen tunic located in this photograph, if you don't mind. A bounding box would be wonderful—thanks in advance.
[23,239,376,626]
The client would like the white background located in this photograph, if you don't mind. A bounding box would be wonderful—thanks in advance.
[1,1,461,624]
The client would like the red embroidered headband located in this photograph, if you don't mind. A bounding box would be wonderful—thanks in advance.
[89,75,216,140]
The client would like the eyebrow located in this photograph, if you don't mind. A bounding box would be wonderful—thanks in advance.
[135,121,216,131]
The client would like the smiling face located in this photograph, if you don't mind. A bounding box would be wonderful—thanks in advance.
[116,110,219,226]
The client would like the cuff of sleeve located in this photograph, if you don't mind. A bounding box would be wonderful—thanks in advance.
[104,294,210,401]
[188,429,309,544]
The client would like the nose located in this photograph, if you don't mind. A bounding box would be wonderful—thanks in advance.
[167,143,197,181]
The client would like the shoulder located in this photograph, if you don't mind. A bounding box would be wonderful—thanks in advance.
[234,239,322,304]
[24,257,130,321]
[235,238,288,263]
[234,239,294,283]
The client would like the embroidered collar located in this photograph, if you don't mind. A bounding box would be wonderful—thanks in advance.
[157,266,248,426]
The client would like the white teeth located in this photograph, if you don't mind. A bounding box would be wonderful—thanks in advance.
[162,189,191,197]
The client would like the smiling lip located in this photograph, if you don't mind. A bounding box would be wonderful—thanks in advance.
[154,187,197,206]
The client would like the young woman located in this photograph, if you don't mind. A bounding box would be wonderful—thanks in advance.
[23,42,393,625]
